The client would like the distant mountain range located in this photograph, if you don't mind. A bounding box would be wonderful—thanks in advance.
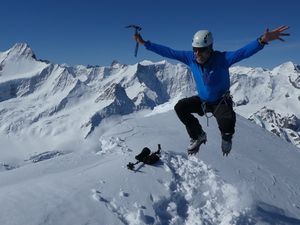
[1,43,299,148]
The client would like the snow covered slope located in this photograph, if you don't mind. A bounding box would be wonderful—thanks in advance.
[1,43,300,225]
[0,107,300,225]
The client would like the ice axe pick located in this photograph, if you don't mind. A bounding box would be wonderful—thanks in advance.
[125,25,142,57]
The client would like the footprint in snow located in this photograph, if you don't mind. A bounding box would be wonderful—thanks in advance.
[91,189,155,225]
[154,153,252,225]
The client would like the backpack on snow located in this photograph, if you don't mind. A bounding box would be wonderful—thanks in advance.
[127,144,161,170]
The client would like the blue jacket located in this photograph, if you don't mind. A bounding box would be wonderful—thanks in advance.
[145,39,264,103]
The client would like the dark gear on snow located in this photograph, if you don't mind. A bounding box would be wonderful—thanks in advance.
[134,147,151,162]
[127,144,161,170]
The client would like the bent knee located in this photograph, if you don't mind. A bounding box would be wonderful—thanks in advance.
[174,99,185,113]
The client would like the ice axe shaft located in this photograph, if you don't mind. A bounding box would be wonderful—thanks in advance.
[134,41,139,57]
[125,25,142,57]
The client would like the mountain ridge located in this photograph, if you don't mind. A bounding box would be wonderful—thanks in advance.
[0,43,299,149]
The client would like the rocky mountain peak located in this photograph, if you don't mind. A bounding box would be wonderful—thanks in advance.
[8,43,37,60]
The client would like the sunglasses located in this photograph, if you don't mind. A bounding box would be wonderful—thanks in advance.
[192,46,210,53]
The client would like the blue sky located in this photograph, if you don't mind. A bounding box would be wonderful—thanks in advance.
[0,0,299,69]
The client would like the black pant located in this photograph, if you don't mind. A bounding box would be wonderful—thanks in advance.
[174,95,236,139]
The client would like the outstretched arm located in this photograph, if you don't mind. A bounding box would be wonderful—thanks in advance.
[133,33,191,65]
[226,25,290,66]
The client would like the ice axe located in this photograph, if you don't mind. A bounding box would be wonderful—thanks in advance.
[125,25,142,57]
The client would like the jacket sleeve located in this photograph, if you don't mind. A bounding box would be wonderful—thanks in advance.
[225,39,264,67]
[144,41,191,65]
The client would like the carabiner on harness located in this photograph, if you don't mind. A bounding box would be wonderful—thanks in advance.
[201,91,234,127]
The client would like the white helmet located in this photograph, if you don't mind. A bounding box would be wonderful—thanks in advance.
[192,30,213,48]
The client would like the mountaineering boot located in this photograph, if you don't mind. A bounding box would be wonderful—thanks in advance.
[222,133,233,156]
[187,131,207,155]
